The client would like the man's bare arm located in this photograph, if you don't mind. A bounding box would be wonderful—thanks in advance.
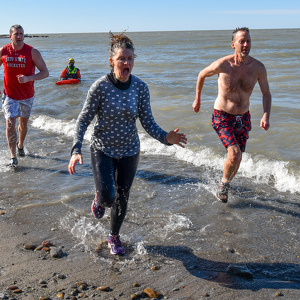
[258,64,272,130]
[17,48,49,83]
[193,59,224,113]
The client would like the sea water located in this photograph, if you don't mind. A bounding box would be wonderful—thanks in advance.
[0,29,299,266]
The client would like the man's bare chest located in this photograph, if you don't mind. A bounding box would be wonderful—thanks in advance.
[220,66,258,94]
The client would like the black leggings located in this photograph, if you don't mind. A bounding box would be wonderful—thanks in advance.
[91,147,140,235]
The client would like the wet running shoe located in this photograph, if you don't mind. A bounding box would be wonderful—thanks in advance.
[17,144,25,157]
[91,195,105,219]
[108,234,125,255]
[11,157,18,168]
[216,181,230,203]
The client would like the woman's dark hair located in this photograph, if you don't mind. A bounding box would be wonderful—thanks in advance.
[109,31,136,71]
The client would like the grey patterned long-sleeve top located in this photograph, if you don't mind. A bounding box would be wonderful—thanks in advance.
[71,74,171,158]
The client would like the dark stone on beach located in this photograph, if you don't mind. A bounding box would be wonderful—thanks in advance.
[41,240,53,247]
[226,264,254,279]
[133,282,140,287]
[151,265,159,270]
[76,282,88,290]
[135,291,146,298]
[24,244,36,250]
[39,280,47,284]
[12,288,22,293]
[0,209,6,215]
[144,288,161,298]
[276,291,283,296]
[50,247,63,258]
[130,294,137,300]
[57,274,66,279]
[70,290,78,296]
[227,247,235,253]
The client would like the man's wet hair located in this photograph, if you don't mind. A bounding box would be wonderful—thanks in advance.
[10,24,23,35]
[232,27,250,41]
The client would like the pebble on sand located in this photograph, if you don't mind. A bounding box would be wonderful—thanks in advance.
[144,288,161,298]
[41,240,53,247]
[34,246,44,251]
[50,247,64,258]
[24,244,36,250]
[226,264,254,279]
[97,286,110,291]
[0,209,6,215]
[56,292,64,298]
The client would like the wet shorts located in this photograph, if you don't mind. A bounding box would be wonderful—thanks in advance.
[2,94,34,120]
[211,109,251,152]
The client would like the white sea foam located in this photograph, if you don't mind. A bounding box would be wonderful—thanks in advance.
[31,115,300,194]
[60,213,108,250]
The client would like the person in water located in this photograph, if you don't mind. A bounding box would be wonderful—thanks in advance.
[60,58,81,80]
[68,32,187,255]
[0,24,49,167]
[193,27,272,203]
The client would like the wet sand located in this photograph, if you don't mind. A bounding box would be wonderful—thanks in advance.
[1,202,300,300]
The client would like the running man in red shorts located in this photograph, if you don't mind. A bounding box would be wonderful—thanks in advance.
[193,27,272,203]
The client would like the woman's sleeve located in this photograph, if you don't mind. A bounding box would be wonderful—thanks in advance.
[138,83,171,145]
[71,82,101,155]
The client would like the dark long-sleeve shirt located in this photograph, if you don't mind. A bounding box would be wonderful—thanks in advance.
[71,74,170,158]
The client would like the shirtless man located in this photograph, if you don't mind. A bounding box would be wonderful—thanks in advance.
[193,27,272,203]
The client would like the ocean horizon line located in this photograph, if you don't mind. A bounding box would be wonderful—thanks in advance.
[1,27,299,37]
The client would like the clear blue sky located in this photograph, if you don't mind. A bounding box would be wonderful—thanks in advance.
[0,0,299,34]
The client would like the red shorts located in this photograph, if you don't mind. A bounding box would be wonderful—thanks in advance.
[211,109,251,152]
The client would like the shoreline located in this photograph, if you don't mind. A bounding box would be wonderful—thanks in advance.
[1,202,300,300]
[0,34,49,39]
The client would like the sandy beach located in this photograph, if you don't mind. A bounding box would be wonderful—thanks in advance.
[1,29,300,300]
[1,199,300,300]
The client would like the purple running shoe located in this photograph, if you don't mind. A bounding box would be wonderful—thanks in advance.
[91,195,105,219]
[108,234,125,255]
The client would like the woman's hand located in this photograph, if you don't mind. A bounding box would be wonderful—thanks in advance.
[166,128,187,148]
[68,153,83,175]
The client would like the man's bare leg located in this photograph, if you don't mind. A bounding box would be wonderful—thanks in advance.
[6,117,18,159]
[217,144,242,203]
[18,117,29,153]
[222,144,242,183]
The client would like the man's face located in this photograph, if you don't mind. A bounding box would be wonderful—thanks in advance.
[231,31,251,57]
[10,28,24,46]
